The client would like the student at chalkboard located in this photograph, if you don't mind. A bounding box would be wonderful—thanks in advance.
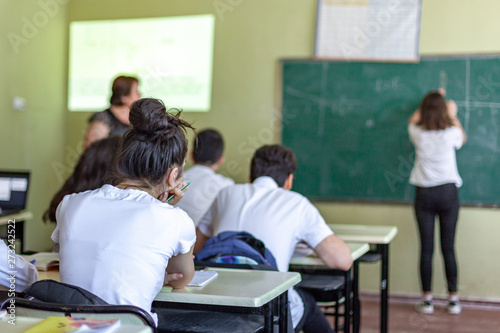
[408,90,467,315]
[83,75,141,149]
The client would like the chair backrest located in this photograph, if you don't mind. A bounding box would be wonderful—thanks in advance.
[194,231,278,270]
[3,280,157,331]
[2,297,156,329]
[23,279,107,305]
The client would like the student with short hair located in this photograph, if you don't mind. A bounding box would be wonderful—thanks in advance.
[176,129,234,226]
[84,75,141,148]
[409,90,466,315]
[53,98,195,326]
[195,144,353,333]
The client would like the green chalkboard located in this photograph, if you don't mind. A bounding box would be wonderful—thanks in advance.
[281,55,500,206]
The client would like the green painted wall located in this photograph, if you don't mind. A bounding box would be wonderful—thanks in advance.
[0,0,67,252]
[3,0,499,300]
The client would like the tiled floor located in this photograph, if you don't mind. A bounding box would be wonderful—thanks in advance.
[325,295,500,333]
[359,297,500,333]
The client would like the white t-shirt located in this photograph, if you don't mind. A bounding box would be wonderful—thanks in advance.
[408,124,464,187]
[52,185,196,325]
[0,239,38,291]
[176,165,234,226]
[198,176,333,328]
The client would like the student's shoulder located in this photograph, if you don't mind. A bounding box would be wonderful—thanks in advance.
[213,172,235,186]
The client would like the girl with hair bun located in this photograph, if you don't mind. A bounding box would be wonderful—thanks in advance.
[52,98,196,326]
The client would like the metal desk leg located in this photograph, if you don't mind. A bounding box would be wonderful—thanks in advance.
[379,244,389,333]
[278,292,289,333]
[353,261,360,333]
[264,301,273,333]
[344,268,352,333]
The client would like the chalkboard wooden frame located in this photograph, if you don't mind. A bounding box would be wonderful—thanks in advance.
[280,55,500,207]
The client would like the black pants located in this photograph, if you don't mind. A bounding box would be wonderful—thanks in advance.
[414,183,459,293]
[295,288,334,333]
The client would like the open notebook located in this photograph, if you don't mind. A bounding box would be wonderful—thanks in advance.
[187,270,218,287]
[24,252,59,271]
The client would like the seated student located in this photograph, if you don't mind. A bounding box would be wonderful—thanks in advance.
[195,144,353,333]
[52,98,196,326]
[43,136,122,224]
[176,129,235,226]
[0,239,38,291]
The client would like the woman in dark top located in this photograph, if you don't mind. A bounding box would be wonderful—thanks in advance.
[83,75,141,148]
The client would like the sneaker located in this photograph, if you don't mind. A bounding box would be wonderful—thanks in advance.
[447,300,462,314]
[415,300,434,314]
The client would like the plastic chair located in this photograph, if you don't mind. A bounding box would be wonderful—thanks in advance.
[1,297,156,330]
[289,265,348,332]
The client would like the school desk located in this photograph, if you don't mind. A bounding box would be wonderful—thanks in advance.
[329,224,398,333]
[0,315,153,332]
[290,241,370,333]
[38,268,301,333]
[0,211,33,254]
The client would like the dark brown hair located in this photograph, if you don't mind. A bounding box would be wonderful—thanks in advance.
[109,76,139,106]
[111,98,194,189]
[418,91,453,130]
[43,136,122,223]
[193,129,224,165]
[250,145,297,187]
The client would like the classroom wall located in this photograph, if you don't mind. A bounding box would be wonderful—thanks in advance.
[7,0,499,300]
[0,0,67,251]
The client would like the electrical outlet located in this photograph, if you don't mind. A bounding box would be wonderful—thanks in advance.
[12,96,27,111]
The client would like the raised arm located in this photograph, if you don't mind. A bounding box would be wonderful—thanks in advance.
[314,234,353,271]
[409,109,421,125]
[447,100,467,144]
[165,244,195,289]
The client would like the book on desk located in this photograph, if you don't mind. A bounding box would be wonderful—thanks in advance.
[25,317,120,333]
[24,252,59,271]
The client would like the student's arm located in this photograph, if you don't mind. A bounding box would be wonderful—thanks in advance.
[194,228,210,254]
[165,244,195,289]
[314,234,353,271]
[84,121,110,149]
[447,100,467,144]
[409,109,421,125]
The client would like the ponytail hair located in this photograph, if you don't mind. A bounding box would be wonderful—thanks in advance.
[111,98,194,189]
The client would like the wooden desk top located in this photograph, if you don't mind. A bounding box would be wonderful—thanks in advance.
[38,268,302,308]
[329,224,398,244]
[0,211,33,225]
[289,241,369,266]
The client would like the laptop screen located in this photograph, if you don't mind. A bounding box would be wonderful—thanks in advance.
[0,171,30,212]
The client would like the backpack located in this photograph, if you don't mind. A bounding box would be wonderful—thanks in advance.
[195,231,278,270]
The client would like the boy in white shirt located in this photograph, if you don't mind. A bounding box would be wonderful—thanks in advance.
[176,129,234,226]
[195,144,352,333]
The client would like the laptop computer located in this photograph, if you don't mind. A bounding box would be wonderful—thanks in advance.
[0,170,30,216]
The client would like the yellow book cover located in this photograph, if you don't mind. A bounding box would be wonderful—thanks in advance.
[25,317,120,333]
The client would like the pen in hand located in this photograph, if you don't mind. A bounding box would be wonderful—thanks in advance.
[167,181,191,203]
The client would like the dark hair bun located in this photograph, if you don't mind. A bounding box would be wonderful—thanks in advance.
[129,98,174,141]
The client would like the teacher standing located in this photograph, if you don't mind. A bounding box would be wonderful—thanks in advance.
[408,90,466,315]
[84,75,141,149]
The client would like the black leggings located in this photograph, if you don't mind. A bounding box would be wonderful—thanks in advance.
[414,183,459,293]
